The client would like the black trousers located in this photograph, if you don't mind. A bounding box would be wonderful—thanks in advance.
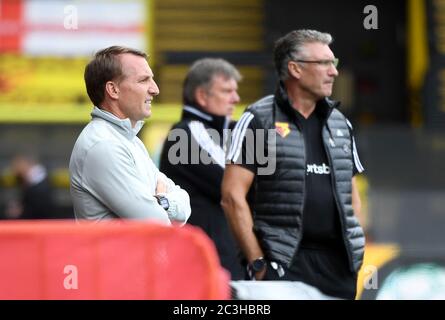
[264,246,357,299]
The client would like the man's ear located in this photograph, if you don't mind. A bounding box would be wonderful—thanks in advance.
[288,61,301,79]
[195,87,208,108]
[105,81,119,100]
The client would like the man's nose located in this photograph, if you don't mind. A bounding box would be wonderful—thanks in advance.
[233,91,240,103]
[329,64,339,77]
[149,80,160,96]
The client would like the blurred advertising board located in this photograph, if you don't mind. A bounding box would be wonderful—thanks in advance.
[0,0,150,122]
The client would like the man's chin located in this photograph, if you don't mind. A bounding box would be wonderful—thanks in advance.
[321,89,333,98]
[143,108,152,118]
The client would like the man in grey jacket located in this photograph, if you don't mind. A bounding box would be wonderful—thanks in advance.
[69,46,191,225]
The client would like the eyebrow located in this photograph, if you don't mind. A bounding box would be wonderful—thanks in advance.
[138,74,153,81]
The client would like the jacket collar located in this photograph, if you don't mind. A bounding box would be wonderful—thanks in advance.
[91,106,144,139]
[182,105,229,133]
[274,82,339,122]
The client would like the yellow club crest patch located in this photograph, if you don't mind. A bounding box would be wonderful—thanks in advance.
[275,122,291,138]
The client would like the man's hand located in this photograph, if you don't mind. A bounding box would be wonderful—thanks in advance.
[156,178,168,195]
[255,267,267,280]
[5,200,23,219]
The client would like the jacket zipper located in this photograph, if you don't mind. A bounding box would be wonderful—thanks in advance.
[288,121,306,268]
[323,121,354,272]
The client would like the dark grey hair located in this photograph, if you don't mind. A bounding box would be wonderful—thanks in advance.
[183,58,242,106]
[273,29,333,81]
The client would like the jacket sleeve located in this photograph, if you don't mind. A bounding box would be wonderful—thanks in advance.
[134,137,191,226]
[157,171,191,226]
[226,111,258,173]
[160,123,224,203]
[80,141,171,224]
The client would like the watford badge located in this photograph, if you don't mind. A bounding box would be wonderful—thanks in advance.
[275,122,290,138]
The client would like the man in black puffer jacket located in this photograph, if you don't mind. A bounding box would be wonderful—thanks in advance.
[222,29,365,299]
[160,58,244,280]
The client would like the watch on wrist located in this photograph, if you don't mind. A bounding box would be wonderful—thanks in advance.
[247,257,266,280]
[154,195,170,211]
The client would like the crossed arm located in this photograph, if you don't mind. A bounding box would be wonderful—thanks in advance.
[78,141,190,225]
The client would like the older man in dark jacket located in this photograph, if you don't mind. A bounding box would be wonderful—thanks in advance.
[160,58,244,279]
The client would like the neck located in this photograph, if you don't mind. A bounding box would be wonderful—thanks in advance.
[284,82,317,119]
[100,102,136,128]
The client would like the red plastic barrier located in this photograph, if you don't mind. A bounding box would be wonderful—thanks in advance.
[0,220,230,300]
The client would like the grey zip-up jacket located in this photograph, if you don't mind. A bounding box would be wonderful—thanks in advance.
[69,107,191,225]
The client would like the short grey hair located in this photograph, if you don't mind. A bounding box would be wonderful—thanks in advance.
[273,29,333,81]
[183,58,242,106]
